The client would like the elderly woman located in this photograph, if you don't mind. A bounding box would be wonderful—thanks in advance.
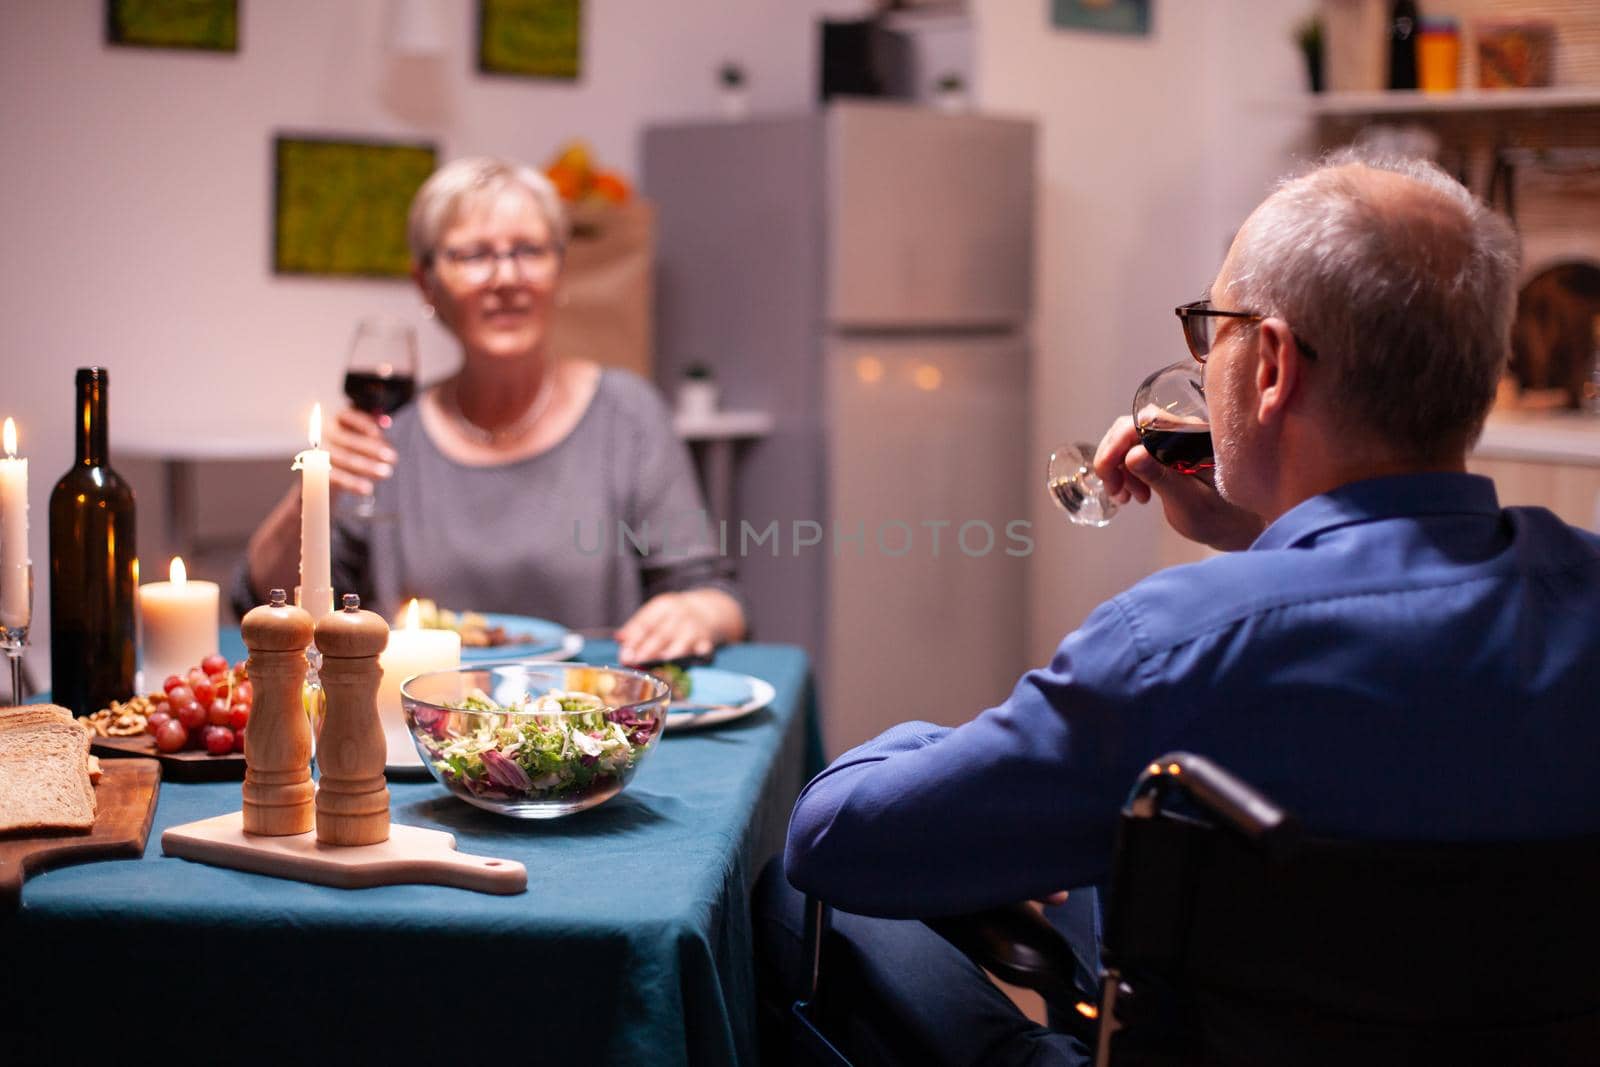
[238,156,745,664]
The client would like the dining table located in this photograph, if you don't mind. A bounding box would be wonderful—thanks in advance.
[2,634,821,1066]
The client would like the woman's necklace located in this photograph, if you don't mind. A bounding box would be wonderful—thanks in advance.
[446,370,556,447]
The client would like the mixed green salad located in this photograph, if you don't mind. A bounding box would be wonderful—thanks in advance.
[646,663,692,701]
[413,688,663,802]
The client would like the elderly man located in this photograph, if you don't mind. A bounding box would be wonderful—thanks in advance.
[757,152,1600,1064]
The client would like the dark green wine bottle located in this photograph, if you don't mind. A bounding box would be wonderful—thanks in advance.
[49,367,137,717]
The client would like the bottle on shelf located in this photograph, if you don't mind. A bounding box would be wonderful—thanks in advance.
[1417,16,1461,94]
[48,367,137,716]
[1388,1,1419,91]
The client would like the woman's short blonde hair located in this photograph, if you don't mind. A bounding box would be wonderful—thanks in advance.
[406,156,570,264]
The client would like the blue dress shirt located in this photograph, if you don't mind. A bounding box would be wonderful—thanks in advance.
[786,473,1600,918]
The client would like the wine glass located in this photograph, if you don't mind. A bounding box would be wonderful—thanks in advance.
[1047,360,1212,527]
[343,316,419,519]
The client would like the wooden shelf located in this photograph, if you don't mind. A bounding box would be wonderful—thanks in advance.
[673,409,773,442]
[1307,86,1600,117]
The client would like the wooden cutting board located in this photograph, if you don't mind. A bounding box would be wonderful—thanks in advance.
[0,758,161,911]
[162,811,526,895]
[92,734,245,782]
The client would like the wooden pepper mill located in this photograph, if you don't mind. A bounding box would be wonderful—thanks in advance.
[313,593,391,846]
[240,589,316,836]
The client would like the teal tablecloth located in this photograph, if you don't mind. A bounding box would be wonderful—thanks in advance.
[3,639,818,1066]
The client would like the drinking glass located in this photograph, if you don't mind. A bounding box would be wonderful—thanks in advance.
[0,561,31,705]
[342,316,419,519]
[1048,360,1212,527]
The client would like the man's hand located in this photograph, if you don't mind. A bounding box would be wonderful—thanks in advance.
[325,407,398,498]
[1093,416,1264,552]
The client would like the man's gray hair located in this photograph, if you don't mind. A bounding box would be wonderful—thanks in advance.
[406,156,570,264]
[1224,148,1521,459]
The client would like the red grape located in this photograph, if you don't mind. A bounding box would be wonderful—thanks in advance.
[203,725,234,755]
[162,675,184,695]
[155,720,188,753]
[146,710,173,736]
[168,684,194,708]
[234,681,252,706]
[190,673,215,706]
[208,700,232,727]
[232,727,246,753]
[201,654,228,676]
[176,700,208,731]
[228,704,250,731]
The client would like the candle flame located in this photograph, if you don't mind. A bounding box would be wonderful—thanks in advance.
[170,556,187,585]
[309,403,323,449]
[405,597,420,631]
[2,418,14,458]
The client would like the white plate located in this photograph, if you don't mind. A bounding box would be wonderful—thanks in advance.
[664,669,776,731]
[456,613,583,664]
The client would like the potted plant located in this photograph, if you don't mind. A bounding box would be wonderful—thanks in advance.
[934,72,968,112]
[718,62,749,120]
[678,362,719,419]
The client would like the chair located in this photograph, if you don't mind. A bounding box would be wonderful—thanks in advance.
[788,752,1600,1066]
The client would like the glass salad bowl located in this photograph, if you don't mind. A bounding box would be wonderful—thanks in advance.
[401,662,670,818]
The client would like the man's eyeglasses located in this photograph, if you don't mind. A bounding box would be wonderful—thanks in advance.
[1174,299,1318,363]
[432,242,559,285]
[1174,300,1262,363]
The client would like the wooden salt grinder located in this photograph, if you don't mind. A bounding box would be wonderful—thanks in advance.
[313,594,391,846]
[240,589,316,836]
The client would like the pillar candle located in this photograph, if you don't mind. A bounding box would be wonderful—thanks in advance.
[376,598,461,767]
[293,403,334,623]
[140,556,219,688]
[0,418,29,629]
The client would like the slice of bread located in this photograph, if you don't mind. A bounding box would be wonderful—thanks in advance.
[0,703,76,733]
[0,705,96,835]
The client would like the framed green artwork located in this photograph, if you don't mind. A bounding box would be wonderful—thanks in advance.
[478,0,582,80]
[1051,0,1151,37]
[106,0,239,52]
[273,136,438,279]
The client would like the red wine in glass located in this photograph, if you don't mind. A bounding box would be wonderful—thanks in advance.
[344,316,419,518]
[343,371,416,417]
[1048,360,1211,527]
[1133,424,1214,475]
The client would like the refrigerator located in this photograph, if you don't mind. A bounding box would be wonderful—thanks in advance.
[644,101,1036,757]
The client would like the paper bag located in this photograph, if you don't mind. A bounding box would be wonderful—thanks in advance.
[550,199,655,379]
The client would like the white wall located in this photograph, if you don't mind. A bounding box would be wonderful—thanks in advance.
[973,0,1315,664]
[0,0,869,683]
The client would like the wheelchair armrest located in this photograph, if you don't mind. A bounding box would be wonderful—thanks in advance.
[924,903,1098,1044]
[1135,752,1300,853]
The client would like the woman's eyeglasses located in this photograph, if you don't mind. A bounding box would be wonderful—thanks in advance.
[432,242,559,285]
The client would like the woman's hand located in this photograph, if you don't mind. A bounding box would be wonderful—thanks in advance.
[325,408,399,498]
[616,592,716,665]
[1093,416,1264,552]
[616,588,745,665]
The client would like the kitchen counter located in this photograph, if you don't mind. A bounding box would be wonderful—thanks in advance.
[1475,410,1600,467]
[1471,410,1600,529]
